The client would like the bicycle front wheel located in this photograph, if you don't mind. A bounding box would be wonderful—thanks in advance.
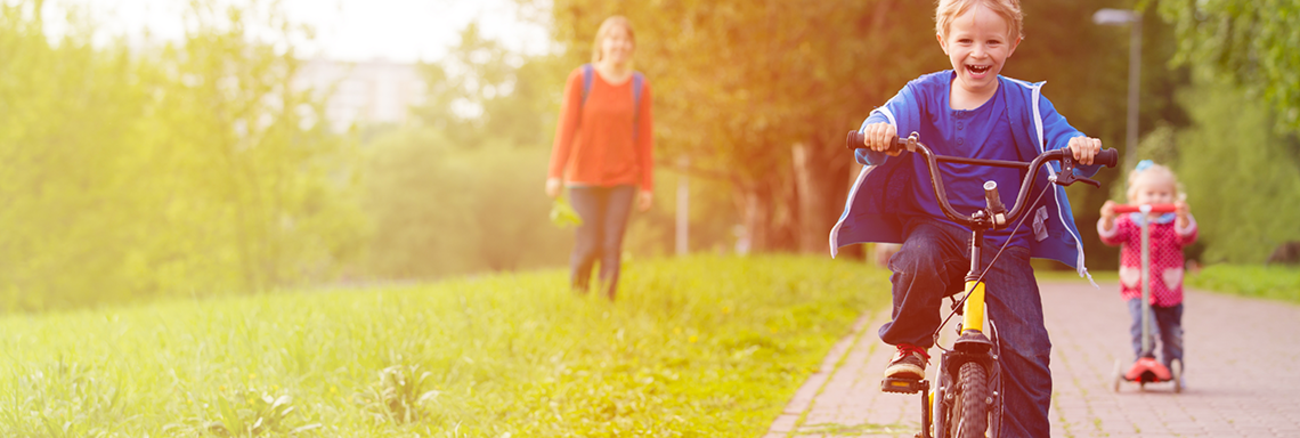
[955,362,989,438]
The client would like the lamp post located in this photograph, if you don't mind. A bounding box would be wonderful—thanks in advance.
[1093,8,1142,171]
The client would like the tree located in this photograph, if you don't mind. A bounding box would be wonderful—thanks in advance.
[412,23,566,149]
[146,0,363,293]
[1152,0,1300,133]
[1143,0,1300,262]
[1170,76,1300,263]
[0,0,360,311]
[361,23,571,280]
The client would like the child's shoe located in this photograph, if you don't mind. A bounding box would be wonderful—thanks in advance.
[883,343,929,380]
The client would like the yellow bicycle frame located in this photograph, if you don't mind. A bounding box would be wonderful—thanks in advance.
[961,281,986,334]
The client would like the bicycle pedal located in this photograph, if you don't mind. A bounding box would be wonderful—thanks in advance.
[881,377,925,394]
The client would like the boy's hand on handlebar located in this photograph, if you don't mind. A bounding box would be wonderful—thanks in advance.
[863,122,902,156]
[1067,136,1103,165]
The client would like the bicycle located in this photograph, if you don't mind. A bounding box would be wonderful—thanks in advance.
[845,130,1119,438]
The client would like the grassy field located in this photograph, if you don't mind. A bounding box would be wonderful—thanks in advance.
[0,255,889,437]
[1185,264,1300,304]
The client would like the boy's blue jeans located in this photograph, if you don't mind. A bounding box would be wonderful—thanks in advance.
[1126,298,1184,369]
[879,218,1051,438]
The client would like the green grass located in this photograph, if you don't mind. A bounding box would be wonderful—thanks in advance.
[1185,264,1300,303]
[0,255,889,437]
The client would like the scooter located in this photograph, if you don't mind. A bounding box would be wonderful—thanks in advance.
[1110,203,1183,393]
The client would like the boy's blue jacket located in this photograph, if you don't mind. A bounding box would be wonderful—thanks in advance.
[829,71,1102,279]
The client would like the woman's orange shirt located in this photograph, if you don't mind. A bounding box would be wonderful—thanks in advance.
[548,67,654,191]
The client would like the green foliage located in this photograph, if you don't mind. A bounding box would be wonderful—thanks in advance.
[1171,77,1300,263]
[0,255,888,436]
[0,1,361,311]
[549,195,583,229]
[201,389,317,437]
[2,361,131,437]
[1153,0,1300,133]
[351,22,585,280]
[360,129,568,278]
[413,24,565,149]
[357,365,441,424]
[1187,265,1300,303]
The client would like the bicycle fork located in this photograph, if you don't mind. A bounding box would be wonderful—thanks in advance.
[933,228,1002,438]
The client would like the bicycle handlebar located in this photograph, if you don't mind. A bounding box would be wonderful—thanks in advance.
[845,131,1120,168]
[845,130,1119,230]
[1112,204,1176,214]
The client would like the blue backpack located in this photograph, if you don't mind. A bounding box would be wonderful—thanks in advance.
[581,63,645,140]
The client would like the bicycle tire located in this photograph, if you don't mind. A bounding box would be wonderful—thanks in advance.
[956,362,989,438]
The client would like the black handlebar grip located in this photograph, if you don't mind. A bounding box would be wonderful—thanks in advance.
[1096,148,1119,168]
[846,131,865,149]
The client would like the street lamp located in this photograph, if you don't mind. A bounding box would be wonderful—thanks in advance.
[1093,8,1142,171]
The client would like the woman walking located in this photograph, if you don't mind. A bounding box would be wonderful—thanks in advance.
[546,16,655,300]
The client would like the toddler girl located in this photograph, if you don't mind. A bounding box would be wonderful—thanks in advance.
[1098,160,1197,372]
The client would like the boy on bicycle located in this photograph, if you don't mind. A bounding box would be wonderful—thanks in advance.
[830,1,1104,436]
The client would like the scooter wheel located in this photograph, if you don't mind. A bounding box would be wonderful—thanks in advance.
[1171,359,1183,394]
[1111,359,1123,393]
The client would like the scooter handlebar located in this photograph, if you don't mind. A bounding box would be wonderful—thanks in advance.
[1112,204,1177,214]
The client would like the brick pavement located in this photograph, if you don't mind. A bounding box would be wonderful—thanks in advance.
[765,281,1300,437]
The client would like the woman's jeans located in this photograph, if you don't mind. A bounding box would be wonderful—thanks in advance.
[878,218,1051,438]
[1127,298,1184,369]
[568,185,635,299]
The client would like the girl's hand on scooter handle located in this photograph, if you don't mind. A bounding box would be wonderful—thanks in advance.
[1174,201,1190,228]
[1100,200,1117,220]
[1099,200,1118,232]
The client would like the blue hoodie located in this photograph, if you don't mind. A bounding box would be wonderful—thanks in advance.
[829,71,1102,280]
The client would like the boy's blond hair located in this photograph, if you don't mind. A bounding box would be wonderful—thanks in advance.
[935,0,1024,40]
[1126,161,1187,203]
[591,16,635,63]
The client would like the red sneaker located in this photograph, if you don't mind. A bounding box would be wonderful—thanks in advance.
[884,343,929,380]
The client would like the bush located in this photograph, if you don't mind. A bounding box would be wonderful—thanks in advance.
[361,129,569,279]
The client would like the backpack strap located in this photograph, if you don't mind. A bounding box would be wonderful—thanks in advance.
[632,71,644,140]
[580,63,594,112]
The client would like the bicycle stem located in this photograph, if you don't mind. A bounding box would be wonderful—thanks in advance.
[905,134,1071,230]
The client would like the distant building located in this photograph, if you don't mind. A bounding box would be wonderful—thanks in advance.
[296,58,427,132]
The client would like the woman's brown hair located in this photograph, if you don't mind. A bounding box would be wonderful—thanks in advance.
[591,16,635,63]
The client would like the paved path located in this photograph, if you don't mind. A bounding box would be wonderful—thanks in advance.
[765,282,1300,437]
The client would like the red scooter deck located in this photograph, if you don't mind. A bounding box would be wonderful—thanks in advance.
[1123,357,1172,383]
